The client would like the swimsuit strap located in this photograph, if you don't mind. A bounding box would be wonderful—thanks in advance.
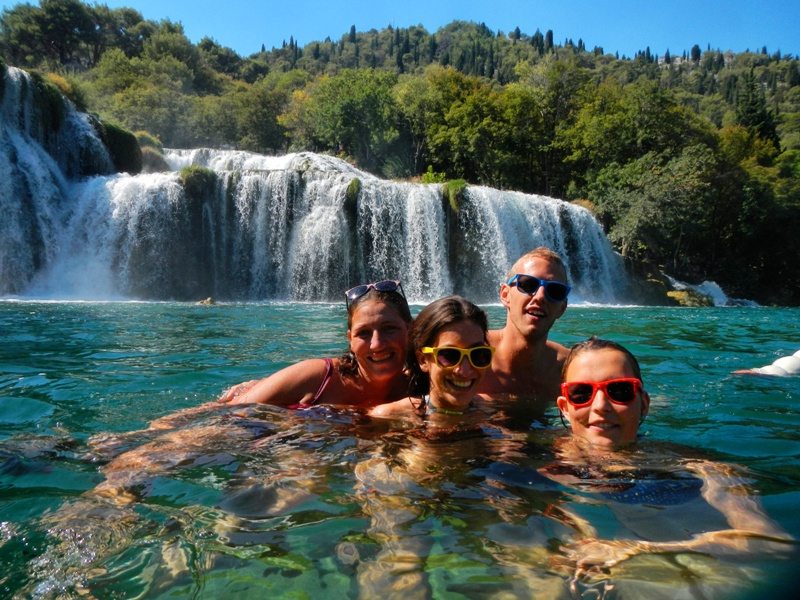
[309,357,335,405]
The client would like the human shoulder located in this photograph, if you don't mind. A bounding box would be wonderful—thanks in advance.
[368,397,420,420]
[231,358,335,406]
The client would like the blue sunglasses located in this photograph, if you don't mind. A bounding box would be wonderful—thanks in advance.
[507,274,571,302]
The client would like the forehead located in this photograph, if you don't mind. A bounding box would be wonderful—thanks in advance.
[349,299,405,327]
[565,348,637,380]
[433,320,486,345]
[513,256,566,281]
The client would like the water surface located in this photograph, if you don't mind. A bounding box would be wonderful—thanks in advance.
[1,302,798,598]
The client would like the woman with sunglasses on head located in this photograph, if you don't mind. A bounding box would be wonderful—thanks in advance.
[535,337,793,590]
[143,282,413,430]
[221,280,413,409]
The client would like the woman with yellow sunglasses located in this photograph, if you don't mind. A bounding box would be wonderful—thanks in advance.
[369,295,494,422]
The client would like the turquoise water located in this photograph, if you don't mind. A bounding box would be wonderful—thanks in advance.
[1,301,798,598]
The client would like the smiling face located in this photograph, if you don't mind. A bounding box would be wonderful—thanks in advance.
[347,299,409,383]
[500,255,568,342]
[419,319,488,412]
[556,348,649,450]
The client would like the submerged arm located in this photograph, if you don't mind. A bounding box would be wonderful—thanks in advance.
[557,459,793,576]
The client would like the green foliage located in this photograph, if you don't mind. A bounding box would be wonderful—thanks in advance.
[99,120,142,173]
[345,177,361,206]
[421,165,447,183]
[30,71,65,132]
[134,130,163,152]
[179,166,216,201]
[443,179,467,212]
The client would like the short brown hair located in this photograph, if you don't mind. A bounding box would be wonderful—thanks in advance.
[506,247,567,282]
[561,336,642,382]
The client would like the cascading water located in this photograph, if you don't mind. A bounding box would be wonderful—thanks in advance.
[2,65,630,304]
[1,65,114,295]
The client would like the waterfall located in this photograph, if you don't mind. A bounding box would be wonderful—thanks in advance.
[2,146,630,303]
[2,64,629,303]
[1,66,114,294]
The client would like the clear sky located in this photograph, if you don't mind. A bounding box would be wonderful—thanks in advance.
[3,0,799,59]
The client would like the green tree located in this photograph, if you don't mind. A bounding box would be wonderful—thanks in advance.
[736,68,780,149]
[281,68,399,171]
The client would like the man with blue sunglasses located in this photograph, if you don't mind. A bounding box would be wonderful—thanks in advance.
[477,247,571,422]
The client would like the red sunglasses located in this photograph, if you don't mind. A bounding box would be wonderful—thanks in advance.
[560,378,642,407]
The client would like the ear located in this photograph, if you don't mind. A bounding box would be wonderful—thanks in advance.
[554,299,568,319]
[499,283,512,309]
[417,350,430,373]
[640,390,651,419]
[556,395,569,418]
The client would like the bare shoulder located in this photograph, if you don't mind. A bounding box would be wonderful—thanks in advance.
[368,397,419,420]
[547,339,570,361]
[232,358,331,406]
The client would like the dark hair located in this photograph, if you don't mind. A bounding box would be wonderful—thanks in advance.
[561,336,642,382]
[407,295,489,396]
[338,288,413,378]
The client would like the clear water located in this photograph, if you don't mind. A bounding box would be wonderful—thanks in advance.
[1,301,798,598]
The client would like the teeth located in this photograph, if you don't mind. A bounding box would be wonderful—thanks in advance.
[370,353,391,362]
[448,378,473,389]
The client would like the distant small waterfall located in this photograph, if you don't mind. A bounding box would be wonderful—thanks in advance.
[2,65,630,303]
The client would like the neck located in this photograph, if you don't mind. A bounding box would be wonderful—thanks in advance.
[426,395,473,416]
[491,327,549,366]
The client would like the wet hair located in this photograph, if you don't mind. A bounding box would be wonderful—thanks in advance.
[407,295,489,397]
[338,288,413,378]
[505,246,568,282]
[561,336,642,382]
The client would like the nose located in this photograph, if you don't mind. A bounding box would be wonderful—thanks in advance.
[370,330,385,348]
[530,283,548,302]
[590,389,614,411]
[452,355,477,376]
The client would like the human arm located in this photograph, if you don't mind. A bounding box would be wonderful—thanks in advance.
[224,358,332,407]
[557,459,792,575]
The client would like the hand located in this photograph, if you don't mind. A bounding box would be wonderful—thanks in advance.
[555,538,651,578]
[217,379,259,403]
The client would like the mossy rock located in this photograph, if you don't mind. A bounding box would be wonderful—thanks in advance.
[179,166,217,200]
[443,179,467,212]
[346,177,361,204]
[45,72,87,111]
[30,71,66,132]
[135,130,164,153]
[100,121,143,174]
[666,289,714,307]
[141,146,170,172]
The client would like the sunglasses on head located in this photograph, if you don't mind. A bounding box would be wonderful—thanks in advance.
[507,274,570,302]
[560,378,642,407]
[345,280,405,308]
[421,346,494,369]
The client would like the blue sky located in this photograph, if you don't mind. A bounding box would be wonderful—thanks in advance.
[3,0,799,58]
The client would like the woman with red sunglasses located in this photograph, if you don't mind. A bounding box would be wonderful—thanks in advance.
[540,337,792,587]
[556,337,649,450]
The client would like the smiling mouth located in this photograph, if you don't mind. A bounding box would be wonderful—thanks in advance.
[368,352,393,363]
[589,422,618,430]
[446,377,474,390]
[526,307,546,318]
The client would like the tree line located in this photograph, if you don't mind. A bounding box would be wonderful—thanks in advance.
[1,0,799,304]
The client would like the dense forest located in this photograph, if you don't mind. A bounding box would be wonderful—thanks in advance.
[2,0,799,304]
